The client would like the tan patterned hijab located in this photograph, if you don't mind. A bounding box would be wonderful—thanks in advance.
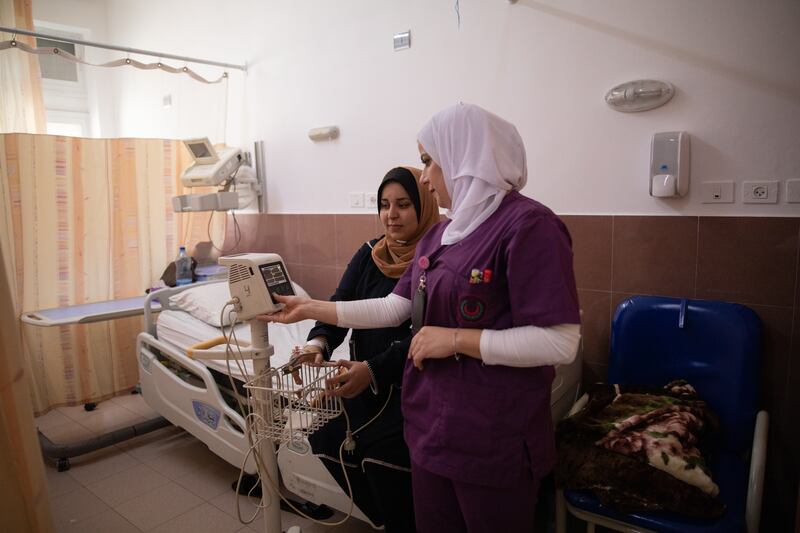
[371,167,440,278]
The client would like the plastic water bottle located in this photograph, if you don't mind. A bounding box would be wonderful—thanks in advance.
[175,246,192,286]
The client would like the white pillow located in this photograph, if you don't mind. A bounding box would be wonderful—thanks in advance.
[168,280,309,327]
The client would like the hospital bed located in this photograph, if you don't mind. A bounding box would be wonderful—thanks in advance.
[136,280,583,526]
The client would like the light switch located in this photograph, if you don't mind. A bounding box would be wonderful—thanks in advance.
[700,181,734,203]
[787,179,800,203]
[349,192,364,208]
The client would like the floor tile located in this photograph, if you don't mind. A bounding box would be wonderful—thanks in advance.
[115,425,193,461]
[44,464,82,498]
[66,446,140,486]
[60,509,141,533]
[59,403,103,423]
[35,409,72,432]
[86,463,171,507]
[174,455,241,500]
[209,490,263,524]
[110,393,161,418]
[115,481,204,531]
[149,502,243,533]
[79,402,146,435]
[141,437,219,481]
[50,487,110,531]
[39,419,97,445]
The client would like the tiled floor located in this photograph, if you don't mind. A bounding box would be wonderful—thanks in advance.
[37,393,378,533]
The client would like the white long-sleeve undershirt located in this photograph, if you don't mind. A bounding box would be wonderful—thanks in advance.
[335,295,581,367]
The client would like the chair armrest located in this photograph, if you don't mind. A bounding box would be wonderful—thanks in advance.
[746,410,768,533]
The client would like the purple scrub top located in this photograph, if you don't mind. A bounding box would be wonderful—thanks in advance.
[394,191,580,488]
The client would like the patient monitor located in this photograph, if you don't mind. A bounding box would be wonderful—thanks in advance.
[218,253,296,320]
[172,138,251,213]
[181,137,242,187]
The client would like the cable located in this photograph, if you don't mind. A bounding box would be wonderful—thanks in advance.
[218,301,358,527]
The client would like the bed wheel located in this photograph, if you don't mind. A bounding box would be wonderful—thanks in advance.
[83,402,97,411]
[56,458,70,472]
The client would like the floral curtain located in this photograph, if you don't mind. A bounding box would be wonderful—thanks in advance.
[0,133,225,413]
[0,0,46,134]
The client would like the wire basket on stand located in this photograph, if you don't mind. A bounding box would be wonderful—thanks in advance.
[244,361,343,448]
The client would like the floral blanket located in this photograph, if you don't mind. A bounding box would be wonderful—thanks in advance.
[556,380,725,518]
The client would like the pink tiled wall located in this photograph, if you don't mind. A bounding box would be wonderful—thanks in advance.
[224,212,800,531]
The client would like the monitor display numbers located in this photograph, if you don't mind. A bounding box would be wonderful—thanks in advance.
[260,263,287,287]
[259,261,294,301]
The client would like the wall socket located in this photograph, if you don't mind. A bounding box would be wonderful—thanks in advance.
[742,180,778,204]
[366,193,378,209]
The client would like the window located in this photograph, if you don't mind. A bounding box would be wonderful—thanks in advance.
[34,24,92,137]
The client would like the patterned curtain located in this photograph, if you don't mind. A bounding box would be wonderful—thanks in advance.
[0,133,225,414]
[0,0,46,134]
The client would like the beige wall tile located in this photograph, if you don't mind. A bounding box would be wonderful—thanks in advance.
[563,215,613,291]
[697,217,799,306]
[335,214,379,267]
[612,216,698,297]
[297,215,337,266]
[576,290,611,366]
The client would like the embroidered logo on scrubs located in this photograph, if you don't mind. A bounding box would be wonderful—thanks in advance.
[459,297,486,321]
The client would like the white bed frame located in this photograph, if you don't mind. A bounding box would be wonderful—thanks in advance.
[137,282,377,525]
[137,282,584,527]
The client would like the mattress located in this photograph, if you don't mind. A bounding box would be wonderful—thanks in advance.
[156,309,350,380]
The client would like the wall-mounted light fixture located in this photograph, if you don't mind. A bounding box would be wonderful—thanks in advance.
[605,80,674,113]
[308,126,340,142]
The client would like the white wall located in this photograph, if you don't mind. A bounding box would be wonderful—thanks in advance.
[33,0,800,216]
[103,0,247,147]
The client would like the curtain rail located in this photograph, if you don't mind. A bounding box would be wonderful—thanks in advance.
[0,25,246,72]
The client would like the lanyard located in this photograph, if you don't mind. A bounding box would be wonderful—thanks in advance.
[411,245,449,334]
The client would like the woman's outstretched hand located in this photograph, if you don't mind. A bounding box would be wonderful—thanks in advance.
[258,293,311,324]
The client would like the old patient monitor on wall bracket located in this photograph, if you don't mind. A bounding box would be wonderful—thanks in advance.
[650,131,690,198]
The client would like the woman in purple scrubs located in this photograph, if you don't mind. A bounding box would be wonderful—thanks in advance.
[265,103,581,532]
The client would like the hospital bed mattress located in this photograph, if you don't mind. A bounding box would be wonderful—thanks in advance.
[155,309,349,380]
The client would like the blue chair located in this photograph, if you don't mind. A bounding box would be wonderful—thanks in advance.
[556,296,768,533]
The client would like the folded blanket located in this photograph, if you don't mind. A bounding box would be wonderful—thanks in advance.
[556,380,725,518]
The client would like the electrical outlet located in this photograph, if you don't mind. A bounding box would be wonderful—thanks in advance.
[366,192,378,209]
[742,180,778,204]
[349,192,364,208]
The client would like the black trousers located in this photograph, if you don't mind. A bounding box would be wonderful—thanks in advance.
[318,432,416,533]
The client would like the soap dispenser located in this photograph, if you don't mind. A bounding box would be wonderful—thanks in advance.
[650,132,690,198]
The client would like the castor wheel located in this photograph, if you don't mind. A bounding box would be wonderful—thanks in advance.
[56,458,70,472]
[84,402,97,411]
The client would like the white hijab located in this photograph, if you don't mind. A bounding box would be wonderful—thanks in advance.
[417,103,528,245]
